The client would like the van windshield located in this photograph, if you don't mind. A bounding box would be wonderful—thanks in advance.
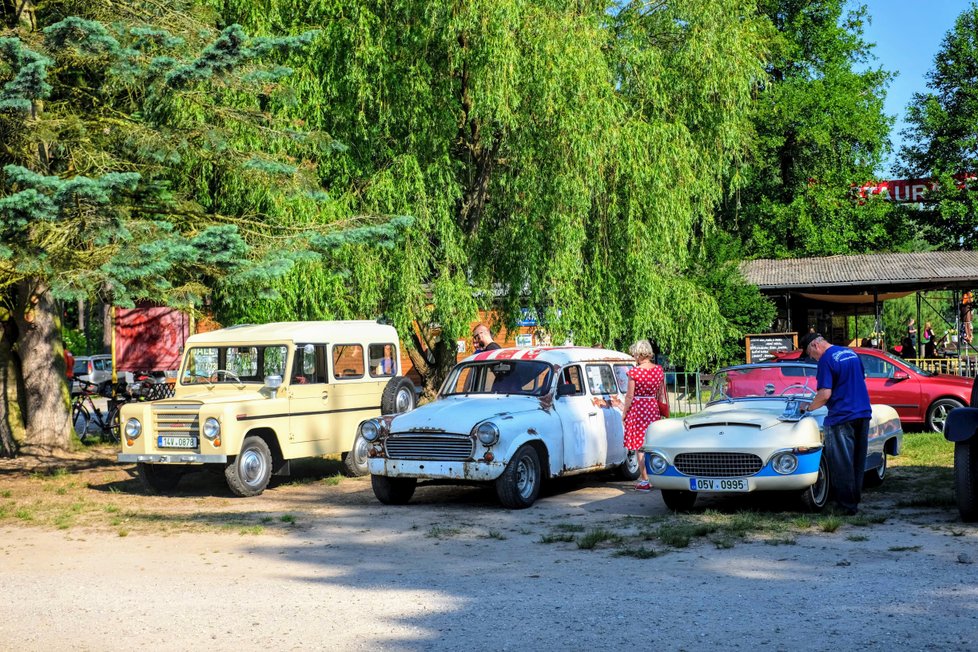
[181,345,288,385]
[442,361,554,397]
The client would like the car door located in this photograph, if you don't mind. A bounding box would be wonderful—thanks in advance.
[554,365,605,471]
[857,352,922,422]
[288,344,336,449]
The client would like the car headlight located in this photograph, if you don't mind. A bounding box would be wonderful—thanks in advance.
[203,417,221,440]
[360,419,381,442]
[647,453,668,475]
[474,421,500,446]
[771,452,799,475]
[124,418,142,439]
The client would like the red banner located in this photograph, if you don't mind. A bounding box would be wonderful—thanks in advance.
[114,307,189,372]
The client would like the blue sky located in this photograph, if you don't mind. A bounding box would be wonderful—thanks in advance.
[853,1,970,175]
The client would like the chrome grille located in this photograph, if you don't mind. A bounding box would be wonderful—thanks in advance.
[153,405,201,437]
[385,433,474,461]
[674,452,763,477]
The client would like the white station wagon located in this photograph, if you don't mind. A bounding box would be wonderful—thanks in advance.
[361,347,641,508]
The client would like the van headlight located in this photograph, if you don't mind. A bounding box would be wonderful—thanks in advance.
[203,417,221,440]
[647,453,668,475]
[771,451,799,475]
[473,422,500,446]
[124,418,142,439]
[360,419,381,442]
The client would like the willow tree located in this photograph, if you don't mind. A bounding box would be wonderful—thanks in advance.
[213,0,770,391]
[0,2,405,455]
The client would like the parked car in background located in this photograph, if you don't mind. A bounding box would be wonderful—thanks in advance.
[118,321,417,497]
[775,347,971,432]
[72,354,114,396]
[641,361,903,512]
[941,378,978,522]
[362,347,641,509]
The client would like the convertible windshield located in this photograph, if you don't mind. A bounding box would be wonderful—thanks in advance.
[710,364,817,402]
[442,360,554,397]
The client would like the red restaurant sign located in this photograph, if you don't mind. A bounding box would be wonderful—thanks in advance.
[855,173,977,203]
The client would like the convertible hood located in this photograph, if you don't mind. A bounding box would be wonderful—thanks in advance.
[390,395,540,434]
[682,405,789,431]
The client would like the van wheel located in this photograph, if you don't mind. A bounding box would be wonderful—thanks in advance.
[138,463,183,494]
[954,440,978,522]
[225,436,273,497]
[342,433,370,477]
[381,376,416,414]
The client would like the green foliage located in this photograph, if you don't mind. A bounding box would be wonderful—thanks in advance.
[215,0,772,371]
[726,1,906,258]
[899,5,978,247]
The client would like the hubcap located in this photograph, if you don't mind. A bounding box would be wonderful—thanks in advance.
[516,455,538,500]
[810,458,828,505]
[240,448,267,487]
[877,453,887,480]
[932,404,952,432]
[626,451,639,474]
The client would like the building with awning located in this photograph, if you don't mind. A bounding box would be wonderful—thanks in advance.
[740,251,978,349]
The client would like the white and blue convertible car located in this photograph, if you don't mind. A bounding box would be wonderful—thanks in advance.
[360,347,641,509]
[642,361,903,512]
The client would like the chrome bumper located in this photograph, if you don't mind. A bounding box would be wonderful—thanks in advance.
[118,453,228,464]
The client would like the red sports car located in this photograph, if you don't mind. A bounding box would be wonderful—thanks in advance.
[772,347,972,432]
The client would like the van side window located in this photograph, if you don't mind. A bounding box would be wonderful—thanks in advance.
[292,344,327,384]
[560,365,585,396]
[332,344,365,379]
[368,343,397,378]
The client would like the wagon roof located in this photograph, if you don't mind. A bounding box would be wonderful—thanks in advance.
[186,320,398,345]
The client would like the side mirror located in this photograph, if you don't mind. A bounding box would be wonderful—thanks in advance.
[264,374,283,389]
[892,371,910,381]
[556,383,577,397]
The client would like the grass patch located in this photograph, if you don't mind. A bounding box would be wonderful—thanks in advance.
[539,533,575,544]
[888,545,922,552]
[895,432,953,467]
[895,493,956,508]
[15,508,33,521]
[1,490,11,498]
[656,522,718,548]
[117,529,129,537]
[818,516,843,533]
[552,523,586,533]
[613,546,659,559]
[279,514,296,524]
[763,537,797,546]
[846,535,869,542]
[426,525,461,539]
[238,525,265,535]
[321,474,343,487]
[576,528,622,550]
[481,529,507,540]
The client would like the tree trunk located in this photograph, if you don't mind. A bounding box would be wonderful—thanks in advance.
[13,280,71,452]
[406,327,460,400]
[0,319,20,457]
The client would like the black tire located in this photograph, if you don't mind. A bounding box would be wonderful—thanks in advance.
[661,489,697,512]
[800,454,830,512]
[72,403,90,441]
[495,444,542,509]
[863,451,887,488]
[100,408,121,444]
[371,475,417,505]
[225,436,273,497]
[954,440,978,522]
[342,433,370,477]
[617,450,641,481]
[138,463,183,494]
[381,376,416,415]
[927,398,964,433]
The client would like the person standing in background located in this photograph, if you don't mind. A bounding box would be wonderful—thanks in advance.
[923,322,936,359]
[906,318,917,348]
[472,323,501,352]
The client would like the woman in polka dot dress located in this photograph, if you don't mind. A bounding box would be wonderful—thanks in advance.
[622,339,665,492]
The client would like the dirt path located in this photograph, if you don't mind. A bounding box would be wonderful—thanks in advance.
[1,452,977,650]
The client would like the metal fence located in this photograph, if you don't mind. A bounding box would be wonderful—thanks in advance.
[664,371,708,416]
[905,357,978,376]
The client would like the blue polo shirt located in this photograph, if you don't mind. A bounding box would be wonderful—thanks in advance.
[816,345,872,426]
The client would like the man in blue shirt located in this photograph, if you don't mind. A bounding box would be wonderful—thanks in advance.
[798,332,872,515]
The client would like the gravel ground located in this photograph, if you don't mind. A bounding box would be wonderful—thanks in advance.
[1,459,978,651]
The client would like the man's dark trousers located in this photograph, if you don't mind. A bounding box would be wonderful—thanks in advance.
[824,418,870,513]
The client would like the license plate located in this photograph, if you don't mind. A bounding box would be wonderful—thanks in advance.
[158,436,198,449]
[689,477,748,492]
